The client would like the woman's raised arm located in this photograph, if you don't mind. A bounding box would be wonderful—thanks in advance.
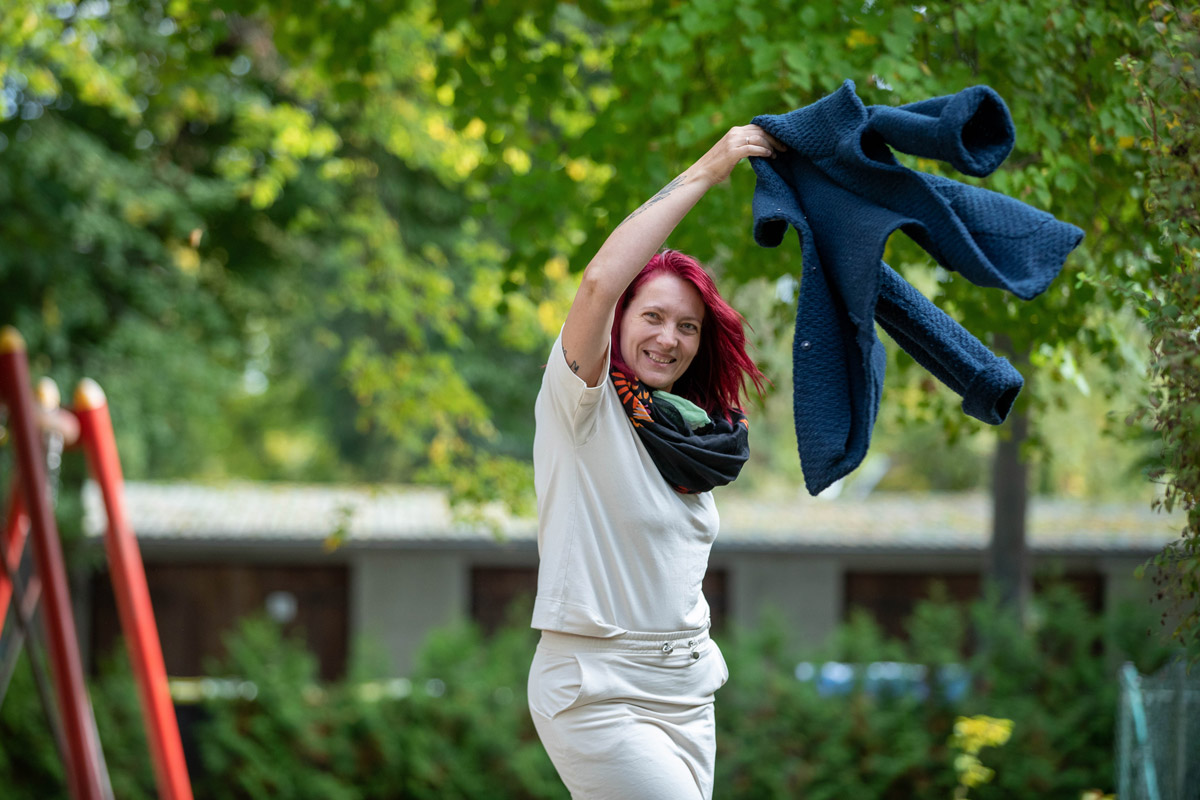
[559,124,784,387]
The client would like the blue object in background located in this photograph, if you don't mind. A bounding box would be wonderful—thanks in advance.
[795,660,970,703]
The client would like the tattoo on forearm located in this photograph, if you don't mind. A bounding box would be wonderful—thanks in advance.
[563,344,581,374]
[616,174,687,229]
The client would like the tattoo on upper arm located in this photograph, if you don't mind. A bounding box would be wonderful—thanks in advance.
[563,344,581,374]
[616,174,686,230]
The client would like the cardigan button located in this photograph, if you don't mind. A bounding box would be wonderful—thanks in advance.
[799,340,812,350]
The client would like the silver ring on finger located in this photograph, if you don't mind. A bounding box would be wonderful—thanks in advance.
[745,136,750,146]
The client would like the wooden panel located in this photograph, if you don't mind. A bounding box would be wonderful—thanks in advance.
[844,571,1106,642]
[470,567,537,635]
[845,572,980,641]
[91,563,348,681]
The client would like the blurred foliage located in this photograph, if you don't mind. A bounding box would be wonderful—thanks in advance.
[195,611,563,800]
[90,646,158,798]
[193,617,357,799]
[0,586,1175,798]
[0,655,65,795]
[1115,3,1200,661]
[714,585,1175,798]
[0,0,575,511]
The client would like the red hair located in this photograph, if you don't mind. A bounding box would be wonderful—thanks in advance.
[611,250,766,416]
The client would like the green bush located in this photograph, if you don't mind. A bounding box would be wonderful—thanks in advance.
[189,610,562,800]
[302,614,562,800]
[91,647,158,799]
[0,656,69,797]
[0,643,157,800]
[192,617,357,800]
[0,586,1177,798]
[714,584,1176,798]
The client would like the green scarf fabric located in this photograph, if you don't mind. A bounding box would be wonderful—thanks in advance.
[651,390,712,431]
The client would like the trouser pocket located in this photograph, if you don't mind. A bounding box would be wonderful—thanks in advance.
[528,647,586,719]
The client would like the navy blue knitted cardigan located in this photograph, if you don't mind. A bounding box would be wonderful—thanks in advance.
[750,80,1083,495]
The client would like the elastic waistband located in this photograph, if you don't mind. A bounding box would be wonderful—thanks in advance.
[538,622,710,655]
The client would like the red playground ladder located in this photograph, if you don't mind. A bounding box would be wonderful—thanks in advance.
[0,326,193,800]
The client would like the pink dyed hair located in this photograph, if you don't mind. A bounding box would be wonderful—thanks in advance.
[610,250,766,416]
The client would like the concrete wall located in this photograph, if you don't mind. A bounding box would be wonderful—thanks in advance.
[351,550,466,675]
[718,554,842,651]
[350,544,538,674]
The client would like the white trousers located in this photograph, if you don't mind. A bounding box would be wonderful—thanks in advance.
[527,625,729,800]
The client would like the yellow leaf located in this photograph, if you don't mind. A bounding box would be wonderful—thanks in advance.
[276,125,308,156]
[503,146,531,175]
[565,158,588,182]
[464,118,486,139]
[172,244,200,275]
[249,177,281,209]
[123,200,149,225]
[544,256,568,281]
[425,116,453,143]
[846,29,878,49]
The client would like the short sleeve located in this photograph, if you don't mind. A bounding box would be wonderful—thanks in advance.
[536,329,611,443]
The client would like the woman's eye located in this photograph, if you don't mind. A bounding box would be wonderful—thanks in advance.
[681,322,698,333]
[645,311,660,321]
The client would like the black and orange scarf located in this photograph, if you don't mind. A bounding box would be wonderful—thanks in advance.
[611,367,750,494]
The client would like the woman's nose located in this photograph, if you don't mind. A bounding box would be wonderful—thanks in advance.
[656,326,677,347]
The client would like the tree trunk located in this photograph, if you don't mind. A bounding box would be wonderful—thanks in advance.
[988,335,1032,623]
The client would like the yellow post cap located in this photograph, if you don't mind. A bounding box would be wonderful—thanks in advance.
[73,378,108,411]
[0,326,26,354]
[36,377,61,410]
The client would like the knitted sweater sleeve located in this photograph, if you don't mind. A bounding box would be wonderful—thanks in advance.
[864,86,1014,178]
[874,263,1023,425]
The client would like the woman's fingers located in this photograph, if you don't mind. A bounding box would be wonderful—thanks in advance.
[694,124,786,184]
[762,130,787,152]
[736,125,787,158]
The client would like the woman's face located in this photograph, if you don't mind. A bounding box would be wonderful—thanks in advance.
[618,272,705,392]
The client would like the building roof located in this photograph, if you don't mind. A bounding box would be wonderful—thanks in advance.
[82,481,1180,556]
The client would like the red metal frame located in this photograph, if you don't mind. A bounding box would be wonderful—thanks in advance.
[0,327,107,800]
[0,484,34,626]
[75,379,193,800]
[0,327,192,800]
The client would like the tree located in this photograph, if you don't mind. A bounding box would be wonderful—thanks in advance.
[1,0,569,510]
[1118,2,1200,661]
[426,0,1155,615]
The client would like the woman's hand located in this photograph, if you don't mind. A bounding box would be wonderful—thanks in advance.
[689,125,787,187]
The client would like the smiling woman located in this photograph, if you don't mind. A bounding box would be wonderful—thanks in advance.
[617,270,703,392]
[527,126,775,800]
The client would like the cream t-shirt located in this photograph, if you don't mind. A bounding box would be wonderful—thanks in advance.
[531,331,719,637]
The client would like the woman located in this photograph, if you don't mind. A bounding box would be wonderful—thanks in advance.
[528,125,783,799]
